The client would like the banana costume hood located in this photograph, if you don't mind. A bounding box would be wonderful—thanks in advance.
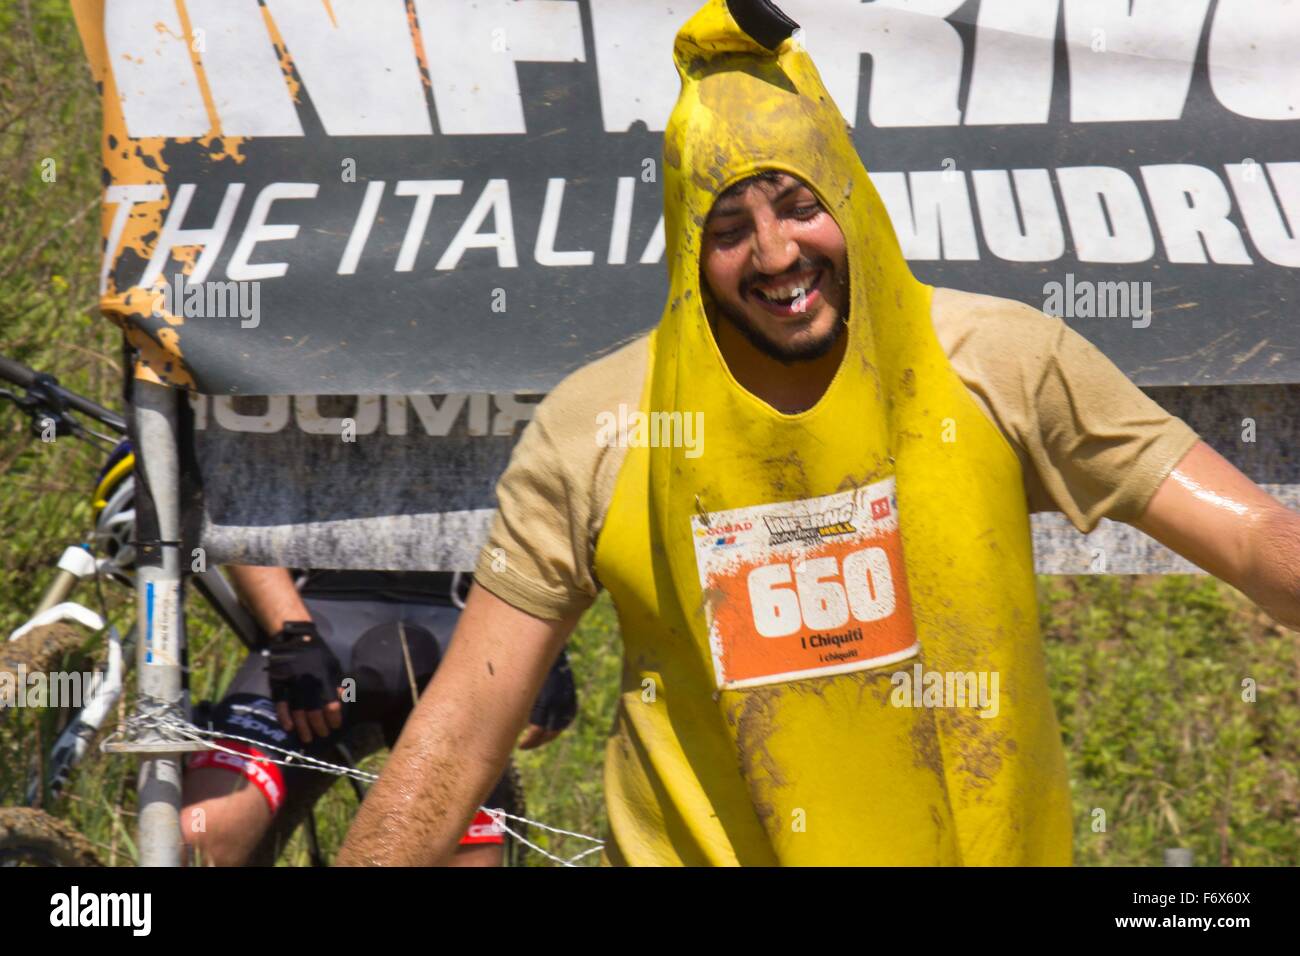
[592,0,1071,865]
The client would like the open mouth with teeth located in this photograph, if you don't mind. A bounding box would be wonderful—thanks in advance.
[748,269,825,317]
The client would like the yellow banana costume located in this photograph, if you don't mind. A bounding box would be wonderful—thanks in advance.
[591,0,1072,865]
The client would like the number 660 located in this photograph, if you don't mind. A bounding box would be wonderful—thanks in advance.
[746,548,895,638]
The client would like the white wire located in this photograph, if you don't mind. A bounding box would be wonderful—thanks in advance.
[106,698,604,866]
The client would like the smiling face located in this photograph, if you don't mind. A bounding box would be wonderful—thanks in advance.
[700,171,851,365]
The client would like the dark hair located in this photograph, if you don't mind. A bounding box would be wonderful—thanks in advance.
[716,169,789,202]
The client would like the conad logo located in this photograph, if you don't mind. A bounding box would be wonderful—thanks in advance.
[695,521,753,537]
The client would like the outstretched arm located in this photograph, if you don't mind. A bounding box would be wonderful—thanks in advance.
[336,582,579,866]
[1133,440,1300,630]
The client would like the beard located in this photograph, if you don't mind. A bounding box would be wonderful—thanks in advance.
[709,262,850,365]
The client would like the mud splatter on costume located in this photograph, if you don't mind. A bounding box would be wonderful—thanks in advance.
[589,0,1072,864]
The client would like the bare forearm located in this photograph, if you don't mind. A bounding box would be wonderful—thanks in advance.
[225,565,310,634]
[336,584,574,866]
[1135,441,1300,630]
[1243,506,1300,631]
[341,661,526,864]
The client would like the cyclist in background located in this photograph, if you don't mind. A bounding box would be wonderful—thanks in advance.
[182,565,577,866]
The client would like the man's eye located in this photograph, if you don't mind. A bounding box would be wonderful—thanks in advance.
[710,226,744,244]
[791,203,821,219]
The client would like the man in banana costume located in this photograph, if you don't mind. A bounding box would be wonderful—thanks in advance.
[339,0,1300,866]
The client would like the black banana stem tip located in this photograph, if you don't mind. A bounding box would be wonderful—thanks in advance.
[726,0,800,51]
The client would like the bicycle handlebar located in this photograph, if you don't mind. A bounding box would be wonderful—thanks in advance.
[0,353,127,435]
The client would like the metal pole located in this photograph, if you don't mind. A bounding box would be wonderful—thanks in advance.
[132,379,185,867]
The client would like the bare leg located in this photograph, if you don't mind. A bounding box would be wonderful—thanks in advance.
[181,768,273,867]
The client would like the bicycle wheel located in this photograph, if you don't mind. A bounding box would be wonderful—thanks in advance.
[0,807,101,866]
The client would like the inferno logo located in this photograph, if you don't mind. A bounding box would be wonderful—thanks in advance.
[762,504,856,546]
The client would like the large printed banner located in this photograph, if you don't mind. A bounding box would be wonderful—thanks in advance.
[76,0,1299,396]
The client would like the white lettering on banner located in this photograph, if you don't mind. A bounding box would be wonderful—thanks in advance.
[970,169,1065,262]
[1209,0,1300,121]
[490,393,540,435]
[114,162,1300,290]
[211,395,291,433]
[1055,167,1157,264]
[185,0,304,137]
[116,165,1300,290]
[414,0,586,135]
[1140,165,1253,265]
[394,180,465,272]
[397,394,469,437]
[1226,163,1300,268]
[263,0,431,135]
[467,393,491,436]
[588,0,682,132]
[226,183,319,282]
[1064,0,1211,123]
[294,396,383,436]
[964,0,1058,126]
[338,180,387,275]
[196,394,538,437]
[140,183,245,289]
[869,171,980,261]
[435,180,518,270]
[104,0,208,137]
[807,0,966,128]
[639,215,665,265]
[873,163,1289,265]
[102,0,1292,135]
[607,176,637,264]
[536,178,596,267]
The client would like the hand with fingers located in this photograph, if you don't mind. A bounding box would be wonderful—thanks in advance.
[265,620,345,743]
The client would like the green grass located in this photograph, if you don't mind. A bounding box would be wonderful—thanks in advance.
[1039,575,1299,866]
[1,0,1296,867]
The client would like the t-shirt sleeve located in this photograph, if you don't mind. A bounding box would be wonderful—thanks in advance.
[935,290,1202,535]
[472,338,645,621]
[473,393,602,621]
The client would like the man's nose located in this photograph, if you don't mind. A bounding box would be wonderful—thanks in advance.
[750,216,799,276]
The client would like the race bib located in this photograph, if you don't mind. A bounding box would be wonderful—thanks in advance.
[692,477,919,690]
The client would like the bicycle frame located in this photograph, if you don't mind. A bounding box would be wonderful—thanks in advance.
[2,355,258,860]
[4,354,556,866]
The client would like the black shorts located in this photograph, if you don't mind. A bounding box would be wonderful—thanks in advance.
[188,594,519,854]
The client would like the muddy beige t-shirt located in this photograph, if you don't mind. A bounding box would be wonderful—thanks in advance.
[474,287,1202,621]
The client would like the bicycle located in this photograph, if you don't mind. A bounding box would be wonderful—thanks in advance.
[0,354,532,866]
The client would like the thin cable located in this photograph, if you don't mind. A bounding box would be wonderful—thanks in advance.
[106,698,605,865]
